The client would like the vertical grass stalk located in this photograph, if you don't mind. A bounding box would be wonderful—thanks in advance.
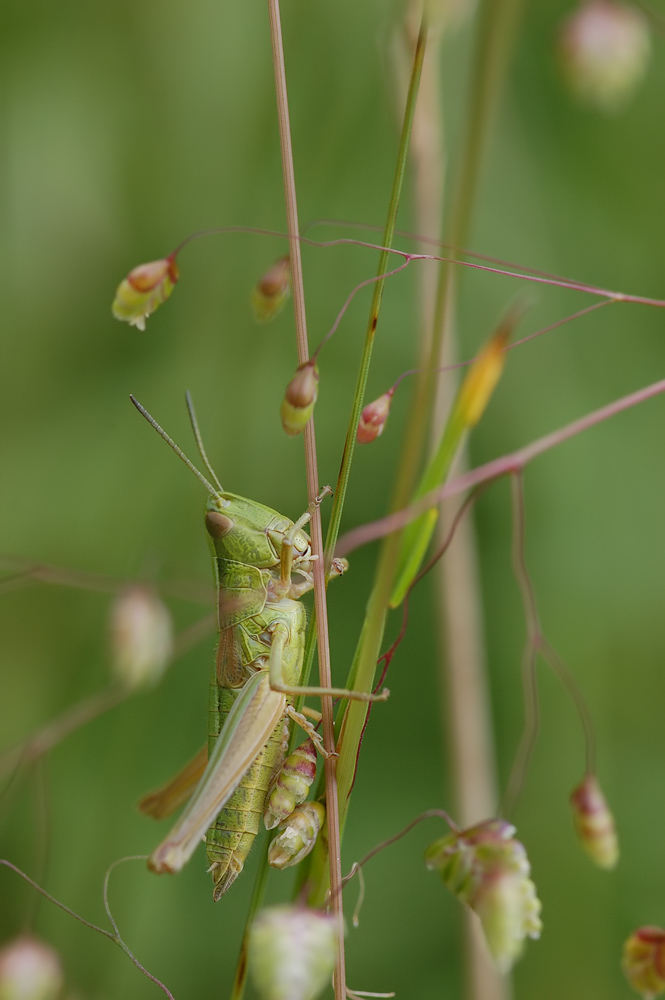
[301,16,430,908]
[267,3,347,997]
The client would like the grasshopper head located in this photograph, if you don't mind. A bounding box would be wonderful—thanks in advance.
[204,494,312,576]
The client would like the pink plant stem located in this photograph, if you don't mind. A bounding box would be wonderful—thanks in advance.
[335,376,665,557]
[302,217,615,285]
[267,3,346,997]
[168,224,665,312]
[339,809,458,891]
[501,472,541,816]
[0,557,213,604]
[502,472,598,814]
[311,259,412,359]
[384,300,614,397]
[0,617,213,783]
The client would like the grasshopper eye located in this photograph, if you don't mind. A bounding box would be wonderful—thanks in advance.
[206,511,234,538]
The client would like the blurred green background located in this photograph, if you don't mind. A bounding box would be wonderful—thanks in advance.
[1,1,664,998]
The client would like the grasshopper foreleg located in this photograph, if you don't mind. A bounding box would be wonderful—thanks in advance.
[278,486,333,591]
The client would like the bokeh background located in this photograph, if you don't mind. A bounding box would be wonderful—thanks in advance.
[1,1,664,998]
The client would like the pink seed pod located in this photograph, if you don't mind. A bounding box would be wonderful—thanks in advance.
[570,774,619,869]
[252,256,291,323]
[112,257,179,330]
[558,0,651,113]
[622,926,665,998]
[248,904,338,1000]
[268,801,326,870]
[0,936,64,1000]
[264,738,318,831]
[356,390,394,444]
[109,586,174,691]
[280,362,319,436]
[425,818,542,972]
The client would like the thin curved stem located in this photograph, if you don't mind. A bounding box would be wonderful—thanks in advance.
[335,374,665,557]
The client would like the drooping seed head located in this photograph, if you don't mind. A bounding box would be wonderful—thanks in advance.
[112,257,179,330]
[622,926,665,998]
[0,936,64,1000]
[558,0,651,113]
[248,904,338,1000]
[268,801,326,869]
[252,256,291,323]
[264,738,318,830]
[356,390,394,444]
[474,868,542,973]
[425,818,542,973]
[570,774,619,869]
[281,362,319,436]
[109,586,173,691]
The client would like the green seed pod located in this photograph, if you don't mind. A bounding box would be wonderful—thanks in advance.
[424,820,517,902]
[109,586,173,691]
[248,905,338,1000]
[252,256,291,323]
[0,936,64,1000]
[425,819,542,973]
[474,870,542,974]
[570,774,619,869]
[264,738,317,831]
[280,362,319,437]
[268,801,326,869]
[112,256,179,330]
[622,926,665,998]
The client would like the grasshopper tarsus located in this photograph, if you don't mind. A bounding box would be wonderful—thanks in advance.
[313,485,333,506]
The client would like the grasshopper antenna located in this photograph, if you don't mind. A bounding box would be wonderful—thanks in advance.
[129,395,224,502]
[185,391,224,494]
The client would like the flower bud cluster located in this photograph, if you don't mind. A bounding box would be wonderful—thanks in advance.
[356,390,394,444]
[570,774,619,869]
[281,363,319,436]
[622,926,665,998]
[268,801,326,870]
[112,257,179,330]
[425,819,542,972]
[252,257,291,323]
[264,739,318,830]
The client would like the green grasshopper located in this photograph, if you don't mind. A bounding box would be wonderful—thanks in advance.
[131,394,388,899]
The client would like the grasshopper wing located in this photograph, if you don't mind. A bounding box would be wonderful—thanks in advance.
[139,744,208,820]
[216,623,246,688]
[149,670,285,874]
